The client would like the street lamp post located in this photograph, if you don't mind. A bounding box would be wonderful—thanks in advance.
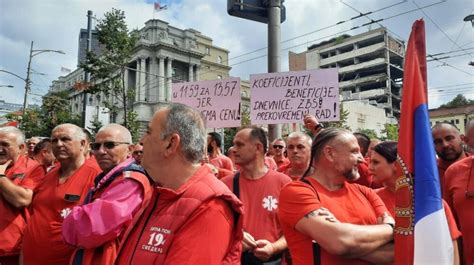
[23,41,65,116]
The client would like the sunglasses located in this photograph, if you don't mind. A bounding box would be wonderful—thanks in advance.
[90,141,129,151]
[273,145,285,149]
[133,151,143,155]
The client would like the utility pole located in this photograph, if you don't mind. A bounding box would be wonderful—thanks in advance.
[22,42,64,117]
[82,10,93,127]
[267,0,282,141]
[23,41,34,117]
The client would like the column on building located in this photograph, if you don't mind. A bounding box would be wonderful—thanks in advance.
[194,65,200,81]
[139,57,147,101]
[158,56,165,101]
[148,57,158,102]
[135,59,140,101]
[188,64,194,82]
[166,58,173,101]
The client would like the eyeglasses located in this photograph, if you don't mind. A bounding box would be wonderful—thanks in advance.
[273,145,285,149]
[133,151,143,155]
[90,141,129,151]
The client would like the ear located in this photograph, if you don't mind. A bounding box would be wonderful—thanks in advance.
[127,144,134,154]
[164,133,180,157]
[80,139,86,150]
[322,145,335,162]
[18,143,26,151]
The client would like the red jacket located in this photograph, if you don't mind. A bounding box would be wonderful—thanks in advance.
[116,166,244,265]
[0,156,38,257]
[69,163,152,265]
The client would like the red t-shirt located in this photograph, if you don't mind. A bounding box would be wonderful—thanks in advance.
[443,156,474,265]
[376,187,461,240]
[275,157,291,172]
[22,161,100,265]
[278,178,389,265]
[210,154,234,172]
[438,152,470,195]
[222,170,291,243]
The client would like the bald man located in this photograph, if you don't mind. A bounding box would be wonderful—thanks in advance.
[432,122,470,193]
[62,124,151,265]
[22,124,101,265]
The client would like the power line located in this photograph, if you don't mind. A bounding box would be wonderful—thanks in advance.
[413,0,473,59]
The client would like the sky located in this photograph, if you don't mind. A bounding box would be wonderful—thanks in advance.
[0,0,473,109]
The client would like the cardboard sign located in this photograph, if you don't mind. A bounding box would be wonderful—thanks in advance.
[250,69,339,124]
[172,77,241,128]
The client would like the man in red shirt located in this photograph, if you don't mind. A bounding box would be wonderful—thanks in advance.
[21,124,101,265]
[0,127,39,265]
[278,128,394,265]
[131,143,143,165]
[222,127,291,264]
[272,138,290,172]
[432,122,470,193]
[208,132,234,172]
[115,103,243,265]
[282,131,312,180]
[32,138,56,172]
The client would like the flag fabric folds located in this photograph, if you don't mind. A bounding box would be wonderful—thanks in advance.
[395,19,453,265]
[154,2,167,11]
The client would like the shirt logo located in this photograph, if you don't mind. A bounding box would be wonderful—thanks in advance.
[141,227,170,254]
[262,195,278,211]
[60,208,72,219]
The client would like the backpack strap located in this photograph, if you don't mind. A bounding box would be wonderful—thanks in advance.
[232,172,240,199]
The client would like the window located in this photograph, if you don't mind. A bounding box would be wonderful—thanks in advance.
[455,119,459,124]
[206,47,210,55]
[217,56,222,64]
[217,75,222,79]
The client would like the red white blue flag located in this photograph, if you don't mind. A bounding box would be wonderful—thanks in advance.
[395,19,453,265]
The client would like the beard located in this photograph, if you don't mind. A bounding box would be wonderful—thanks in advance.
[439,147,462,162]
[343,167,360,181]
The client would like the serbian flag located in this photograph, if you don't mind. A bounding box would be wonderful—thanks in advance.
[154,2,167,11]
[395,19,453,265]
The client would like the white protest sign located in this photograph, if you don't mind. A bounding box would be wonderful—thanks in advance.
[250,69,339,124]
[171,77,241,128]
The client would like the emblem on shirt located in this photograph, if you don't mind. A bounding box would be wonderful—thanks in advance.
[262,195,278,211]
[60,208,72,219]
[141,226,170,254]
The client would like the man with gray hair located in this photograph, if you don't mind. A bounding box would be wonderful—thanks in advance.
[0,127,39,264]
[22,124,101,265]
[282,131,313,180]
[62,124,151,265]
[115,103,243,265]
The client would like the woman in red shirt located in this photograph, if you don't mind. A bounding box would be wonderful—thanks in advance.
[369,141,461,265]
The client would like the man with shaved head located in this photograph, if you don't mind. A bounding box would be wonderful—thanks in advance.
[22,124,101,265]
[62,124,151,265]
[0,127,39,265]
[432,122,470,192]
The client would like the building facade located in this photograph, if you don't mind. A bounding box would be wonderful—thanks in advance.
[429,104,474,134]
[50,19,231,128]
[289,27,405,118]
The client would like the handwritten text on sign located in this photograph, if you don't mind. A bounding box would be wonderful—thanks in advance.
[172,77,241,128]
[250,69,339,124]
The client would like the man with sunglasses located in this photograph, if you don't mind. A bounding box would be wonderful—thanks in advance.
[443,120,474,265]
[131,143,144,165]
[22,124,101,265]
[115,103,243,264]
[272,138,290,172]
[62,124,151,265]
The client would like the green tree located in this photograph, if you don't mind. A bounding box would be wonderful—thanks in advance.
[223,107,250,152]
[40,91,81,135]
[381,123,399,141]
[81,8,139,129]
[357,128,378,139]
[87,115,104,140]
[125,110,141,143]
[439,94,474,109]
[321,102,350,129]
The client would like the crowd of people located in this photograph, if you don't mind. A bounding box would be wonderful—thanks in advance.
[0,102,472,265]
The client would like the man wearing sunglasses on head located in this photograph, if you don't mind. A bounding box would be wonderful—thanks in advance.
[22,124,101,265]
[62,124,152,265]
